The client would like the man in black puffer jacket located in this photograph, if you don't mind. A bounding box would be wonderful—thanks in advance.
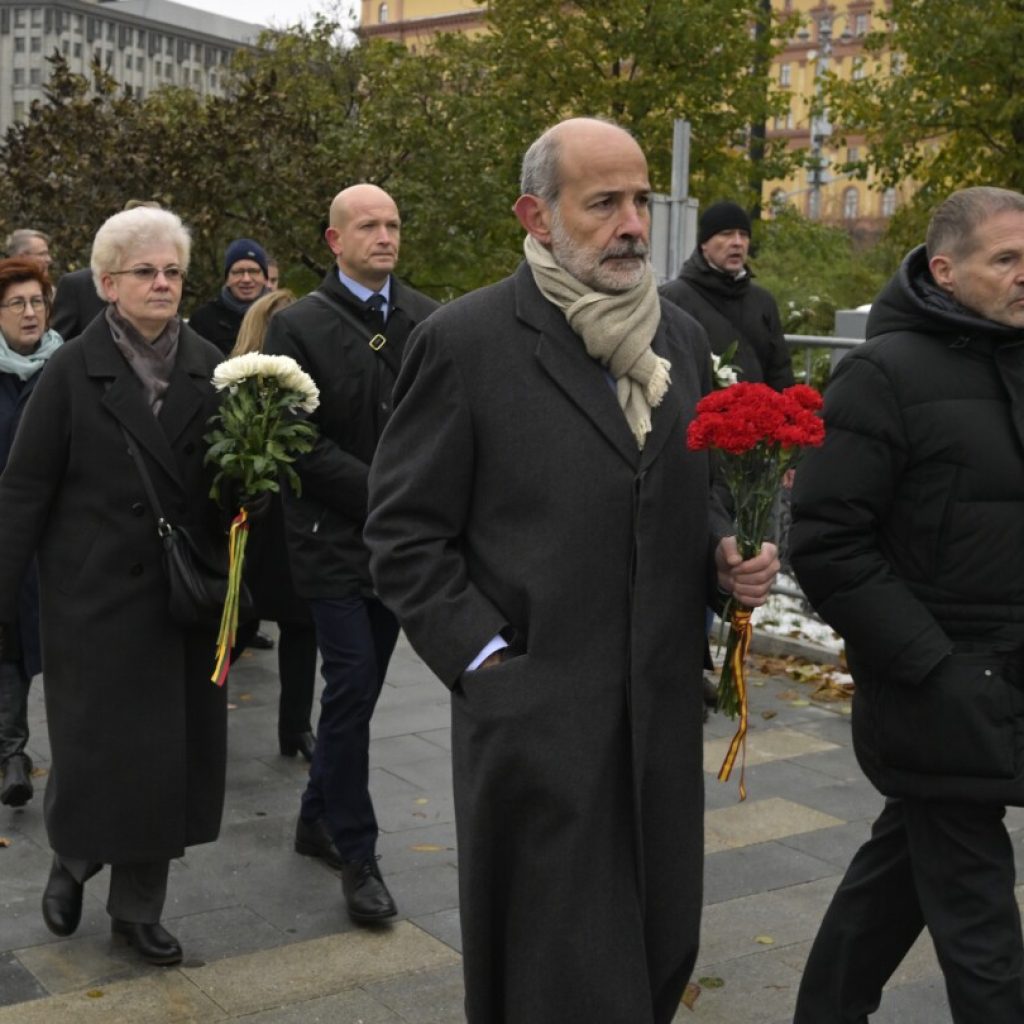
[660,201,793,389]
[790,186,1024,1023]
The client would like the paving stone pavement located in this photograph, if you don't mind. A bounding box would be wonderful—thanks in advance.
[2,630,1022,1022]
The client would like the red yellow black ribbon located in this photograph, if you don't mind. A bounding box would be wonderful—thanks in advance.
[717,606,753,801]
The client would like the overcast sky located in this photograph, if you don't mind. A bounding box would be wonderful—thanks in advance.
[177,1,357,30]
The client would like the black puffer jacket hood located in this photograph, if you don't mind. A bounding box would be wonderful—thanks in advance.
[868,243,1024,344]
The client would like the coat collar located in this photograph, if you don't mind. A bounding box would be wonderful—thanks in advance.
[514,262,683,470]
[83,314,210,490]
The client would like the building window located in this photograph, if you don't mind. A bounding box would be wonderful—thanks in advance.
[779,62,791,87]
[62,39,69,55]
[852,59,866,81]
[14,37,25,53]
[30,36,41,53]
[136,57,144,72]
[210,72,217,88]
[165,36,173,55]
[855,13,869,35]
[29,68,41,86]
[843,187,859,220]
[74,14,82,33]
[137,29,145,46]
[882,188,897,217]
[847,145,859,163]
[125,54,132,70]
[379,2,389,23]
[13,101,25,121]
[73,41,82,58]
[107,21,114,41]
[892,52,906,75]
[30,7,42,27]
[12,68,25,86]
[14,9,25,28]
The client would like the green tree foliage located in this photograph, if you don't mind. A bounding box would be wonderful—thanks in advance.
[0,2,802,303]
[480,0,798,203]
[825,0,1024,249]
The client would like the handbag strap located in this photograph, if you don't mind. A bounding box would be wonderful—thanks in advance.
[120,424,173,537]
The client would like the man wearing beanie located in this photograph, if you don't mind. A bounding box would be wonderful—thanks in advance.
[189,238,270,355]
[660,200,793,390]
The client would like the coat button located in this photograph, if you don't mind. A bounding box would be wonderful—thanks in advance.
[184,442,196,455]
[131,502,145,516]
[129,563,144,577]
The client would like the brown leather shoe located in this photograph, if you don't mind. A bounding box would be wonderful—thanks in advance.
[341,858,397,923]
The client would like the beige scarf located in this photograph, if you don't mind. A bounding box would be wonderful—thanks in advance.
[524,234,669,449]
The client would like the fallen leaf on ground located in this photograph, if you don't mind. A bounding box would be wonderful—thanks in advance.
[698,976,725,988]
[86,990,104,999]
[237,693,252,702]
[681,982,701,1009]
[760,710,777,720]
[414,797,429,805]
[410,843,446,853]
[755,935,775,945]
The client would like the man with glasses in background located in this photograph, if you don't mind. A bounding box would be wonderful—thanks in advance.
[188,238,270,355]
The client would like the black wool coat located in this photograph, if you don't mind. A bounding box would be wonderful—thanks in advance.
[366,264,722,1024]
[264,270,438,599]
[0,315,228,863]
[188,293,244,355]
[50,267,107,342]
[0,371,44,677]
[660,248,794,389]
[791,245,1024,803]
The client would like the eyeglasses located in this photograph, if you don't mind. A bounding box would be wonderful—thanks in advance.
[109,265,186,283]
[228,267,265,279]
[0,295,47,314]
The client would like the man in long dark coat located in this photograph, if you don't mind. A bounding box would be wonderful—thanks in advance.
[790,186,1024,1021]
[365,118,779,1024]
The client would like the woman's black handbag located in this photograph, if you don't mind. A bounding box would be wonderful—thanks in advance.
[122,427,251,627]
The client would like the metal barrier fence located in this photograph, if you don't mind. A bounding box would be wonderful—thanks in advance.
[783,333,863,384]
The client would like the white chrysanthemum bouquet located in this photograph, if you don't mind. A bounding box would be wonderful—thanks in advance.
[205,354,319,685]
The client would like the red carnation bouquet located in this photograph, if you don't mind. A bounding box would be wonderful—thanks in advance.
[687,382,825,796]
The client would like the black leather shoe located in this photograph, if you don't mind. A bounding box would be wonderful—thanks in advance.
[1,753,33,807]
[42,857,83,937]
[341,858,397,923]
[279,730,315,762]
[111,919,182,965]
[250,631,275,650]
[294,816,345,870]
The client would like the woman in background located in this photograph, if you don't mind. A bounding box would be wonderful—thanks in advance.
[0,257,62,808]
[231,289,319,762]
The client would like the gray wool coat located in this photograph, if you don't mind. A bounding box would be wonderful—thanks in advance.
[366,263,724,1024]
[0,315,228,864]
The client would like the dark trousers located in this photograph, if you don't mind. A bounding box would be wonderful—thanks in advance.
[60,857,170,924]
[235,620,318,737]
[0,660,30,765]
[794,798,1024,1024]
[300,596,399,862]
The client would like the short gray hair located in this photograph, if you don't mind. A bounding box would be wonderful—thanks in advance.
[90,207,191,298]
[520,128,564,206]
[5,228,49,256]
[926,186,1024,261]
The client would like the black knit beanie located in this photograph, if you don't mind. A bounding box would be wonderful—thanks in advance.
[698,201,752,245]
[223,238,268,278]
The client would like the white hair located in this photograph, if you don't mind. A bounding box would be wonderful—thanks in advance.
[90,207,191,298]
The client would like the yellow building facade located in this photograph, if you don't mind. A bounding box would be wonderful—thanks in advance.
[359,0,904,236]
[359,0,487,49]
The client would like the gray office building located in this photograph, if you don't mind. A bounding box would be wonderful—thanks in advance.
[0,0,265,135]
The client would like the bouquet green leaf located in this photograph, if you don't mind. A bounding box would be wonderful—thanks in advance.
[204,353,320,685]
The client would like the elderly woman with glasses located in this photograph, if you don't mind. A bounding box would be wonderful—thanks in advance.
[0,207,227,966]
[0,258,62,810]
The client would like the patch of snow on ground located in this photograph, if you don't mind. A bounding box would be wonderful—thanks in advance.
[754,573,844,653]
